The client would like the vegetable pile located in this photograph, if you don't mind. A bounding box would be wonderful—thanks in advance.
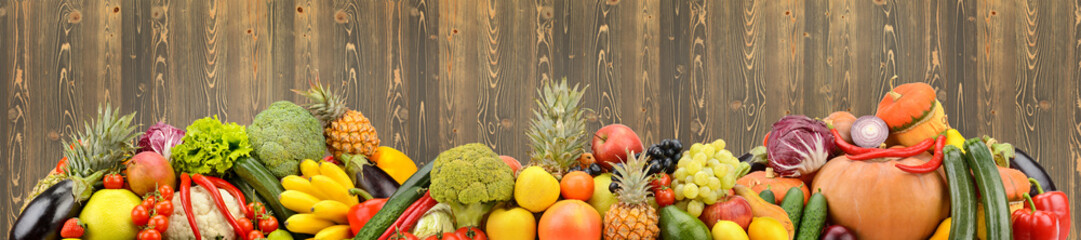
[11,79,1074,240]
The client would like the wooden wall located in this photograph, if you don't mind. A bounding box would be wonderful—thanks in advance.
[3,0,1079,237]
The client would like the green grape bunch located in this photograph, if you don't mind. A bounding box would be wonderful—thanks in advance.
[670,139,751,217]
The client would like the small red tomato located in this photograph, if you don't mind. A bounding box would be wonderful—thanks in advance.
[258,216,278,233]
[237,217,254,234]
[131,205,150,226]
[246,230,264,240]
[654,187,675,207]
[455,226,487,240]
[104,174,125,189]
[137,229,161,240]
[148,215,170,233]
[650,173,671,191]
[54,157,69,174]
[158,185,174,200]
[141,197,157,212]
[154,200,174,216]
[59,218,85,238]
[246,202,266,219]
[388,231,419,240]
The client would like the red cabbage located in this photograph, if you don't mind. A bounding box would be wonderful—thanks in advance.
[765,115,836,177]
[137,121,185,161]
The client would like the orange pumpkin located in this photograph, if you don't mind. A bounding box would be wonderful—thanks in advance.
[875,81,950,146]
[736,168,810,205]
[998,166,1030,202]
[812,153,949,240]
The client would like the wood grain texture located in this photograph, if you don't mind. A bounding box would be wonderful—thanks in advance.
[3,0,1081,237]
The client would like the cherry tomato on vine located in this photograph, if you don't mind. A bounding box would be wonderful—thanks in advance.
[154,200,173,216]
[654,187,675,207]
[237,217,254,234]
[158,185,174,200]
[258,216,278,233]
[137,229,161,240]
[246,230,264,240]
[149,215,170,233]
[131,205,150,226]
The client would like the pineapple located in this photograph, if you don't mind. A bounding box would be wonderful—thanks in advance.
[22,105,139,212]
[604,152,660,240]
[526,78,589,178]
[295,81,381,158]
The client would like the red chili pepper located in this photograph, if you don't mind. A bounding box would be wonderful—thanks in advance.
[1013,193,1061,240]
[895,135,946,173]
[191,174,245,237]
[831,128,880,155]
[1029,178,1071,240]
[846,137,936,160]
[379,191,436,240]
[180,174,201,240]
[203,175,250,218]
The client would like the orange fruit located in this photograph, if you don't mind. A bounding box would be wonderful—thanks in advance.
[560,171,594,201]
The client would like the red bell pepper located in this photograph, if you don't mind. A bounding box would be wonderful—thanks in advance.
[1029,178,1071,240]
[1012,193,1061,240]
[348,198,389,235]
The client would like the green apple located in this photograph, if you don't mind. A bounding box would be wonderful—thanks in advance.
[588,173,617,217]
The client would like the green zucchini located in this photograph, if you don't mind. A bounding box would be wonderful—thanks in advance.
[233,157,294,230]
[780,186,804,230]
[963,138,1010,240]
[228,174,266,206]
[942,145,977,240]
[759,188,776,204]
[354,161,434,240]
[796,191,827,240]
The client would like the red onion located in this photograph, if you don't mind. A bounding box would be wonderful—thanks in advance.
[850,116,888,148]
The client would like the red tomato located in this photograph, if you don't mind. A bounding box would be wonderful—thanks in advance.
[246,202,267,219]
[559,171,594,201]
[141,197,157,212]
[158,185,173,201]
[137,229,161,240]
[131,205,150,226]
[154,200,173,216]
[104,174,125,189]
[455,227,487,240]
[425,233,463,240]
[246,230,264,240]
[258,216,278,233]
[148,215,170,233]
[237,217,254,234]
[388,231,419,240]
[654,187,675,207]
[650,173,671,191]
[54,157,68,174]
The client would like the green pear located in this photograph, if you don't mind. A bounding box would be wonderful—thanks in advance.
[588,173,617,217]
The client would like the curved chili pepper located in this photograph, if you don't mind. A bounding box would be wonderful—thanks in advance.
[180,173,201,240]
[846,137,936,160]
[895,135,946,173]
[203,175,250,217]
[832,128,879,155]
[379,191,436,240]
[191,174,245,237]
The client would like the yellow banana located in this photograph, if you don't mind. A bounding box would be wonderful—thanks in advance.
[285,213,336,235]
[311,175,359,205]
[300,159,321,178]
[280,190,321,213]
[311,200,350,224]
[282,175,330,200]
[319,162,356,189]
[313,225,351,240]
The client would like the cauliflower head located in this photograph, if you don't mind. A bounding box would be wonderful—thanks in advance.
[166,186,244,240]
[247,101,326,178]
[429,143,514,227]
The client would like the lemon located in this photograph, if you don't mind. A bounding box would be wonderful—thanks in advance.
[748,217,789,240]
[712,220,750,240]
[515,166,560,212]
[79,189,141,240]
[486,207,536,240]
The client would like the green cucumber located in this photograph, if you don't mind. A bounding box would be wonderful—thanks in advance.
[228,175,266,206]
[942,145,977,239]
[780,186,804,230]
[963,138,1010,240]
[659,205,713,240]
[759,188,776,204]
[796,191,827,240]
[233,157,299,238]
[354,161,434,240]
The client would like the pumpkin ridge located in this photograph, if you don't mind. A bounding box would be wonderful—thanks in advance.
[889,99,939,132]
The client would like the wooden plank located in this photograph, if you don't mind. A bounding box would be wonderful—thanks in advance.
[658,0,690,144]
[1071,0,1081,236]
[1,0,28,234]
[405,0,440,163]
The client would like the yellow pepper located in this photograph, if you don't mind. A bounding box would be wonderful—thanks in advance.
[946,129,965,152]
[371,146,417,184]
[929,218,950,240]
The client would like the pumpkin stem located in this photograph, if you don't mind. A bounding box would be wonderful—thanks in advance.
[765,167,775,178]
[887,75,902,101]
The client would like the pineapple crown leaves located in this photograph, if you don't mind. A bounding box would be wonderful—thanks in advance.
[611,150,653,204]
[526,78,591,175]
[292,79,348,125]
[62,104,140,202]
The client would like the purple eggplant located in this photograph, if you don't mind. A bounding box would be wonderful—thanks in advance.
[10,180,80,240]
[342,154,400,199]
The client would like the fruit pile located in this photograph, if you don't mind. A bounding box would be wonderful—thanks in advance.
[10,78,1073,240]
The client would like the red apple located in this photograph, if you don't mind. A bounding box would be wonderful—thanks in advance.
[499,155,522,173]
[591,124,643,169]
[126,151,176,196]
[700,196,753,230]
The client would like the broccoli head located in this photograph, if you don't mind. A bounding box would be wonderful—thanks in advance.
[247,101,327,178]
[430,143,515,227]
